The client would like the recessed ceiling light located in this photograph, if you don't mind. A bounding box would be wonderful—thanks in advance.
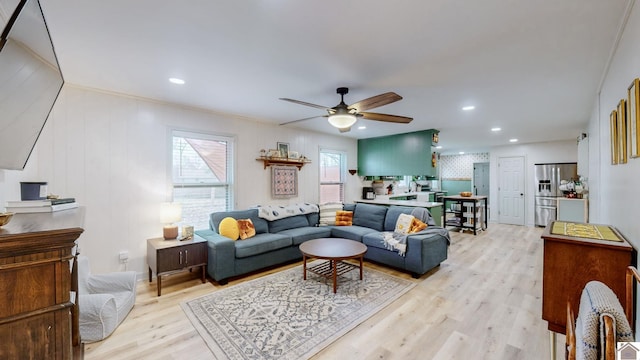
[462,105,475,111]
[459,151,465,155]
[358,126,366,130]
[491,127,501,132]
[509,138,518,143]
[169,77,185,85]
[435,145,442,149]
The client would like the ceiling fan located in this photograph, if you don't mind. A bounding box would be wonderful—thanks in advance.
[279,87,413,133]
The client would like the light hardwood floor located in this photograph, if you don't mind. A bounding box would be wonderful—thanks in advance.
[85,224,565,359]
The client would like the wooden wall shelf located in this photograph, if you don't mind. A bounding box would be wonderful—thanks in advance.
[256,157,311,170]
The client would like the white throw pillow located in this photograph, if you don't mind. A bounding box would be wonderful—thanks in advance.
[395,213,414,235]
[319,202,343,226]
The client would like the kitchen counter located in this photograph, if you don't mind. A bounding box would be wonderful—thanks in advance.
[354,198,444,226]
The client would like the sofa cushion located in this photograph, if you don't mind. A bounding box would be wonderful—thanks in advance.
[352,203,388,231]
[219,217,239,240]
[306,212,319,226]
[409,218,428,233]
[343,203,356,212]
[335,211,353,226]
[210,209,268,234]
[237,219,256,240]
[384,206,415,231]
[319,202,343,226]
[394,213,414,234]
[362,232,388,250]
[234,233,292,258]
[279,226,333,245]
[330,225,377,242]
[268,214,309,233]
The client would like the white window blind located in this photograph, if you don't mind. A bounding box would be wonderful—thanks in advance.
[319,149,345,203]
[172,130,234,230]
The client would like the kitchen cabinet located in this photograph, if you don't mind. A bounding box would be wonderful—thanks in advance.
[557,198,588,223]
[357,129,438,176]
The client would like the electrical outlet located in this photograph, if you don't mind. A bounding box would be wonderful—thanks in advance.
[119,250,129,262]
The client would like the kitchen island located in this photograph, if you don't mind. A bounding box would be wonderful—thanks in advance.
[355,197,444,226]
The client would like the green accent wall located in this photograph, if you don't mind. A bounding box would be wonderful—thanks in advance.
[357,129,439,176]
[442,180,472,195]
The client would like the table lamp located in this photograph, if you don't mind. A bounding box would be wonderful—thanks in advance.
[161,202,182,240]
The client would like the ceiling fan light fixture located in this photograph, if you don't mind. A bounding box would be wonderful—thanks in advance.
[328,114,357,129]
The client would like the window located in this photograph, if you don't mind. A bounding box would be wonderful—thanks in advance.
[319,149,346,203]
[171,131,234,230]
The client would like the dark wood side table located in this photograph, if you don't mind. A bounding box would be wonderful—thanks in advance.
[541,221,635,358]
[147,237,208,296]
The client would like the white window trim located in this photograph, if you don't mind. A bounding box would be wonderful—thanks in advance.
[319,148,347,203]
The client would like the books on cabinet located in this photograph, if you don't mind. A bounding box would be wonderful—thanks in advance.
[5,198,78,213]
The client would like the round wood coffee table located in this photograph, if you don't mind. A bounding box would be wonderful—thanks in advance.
[299,238,368,293]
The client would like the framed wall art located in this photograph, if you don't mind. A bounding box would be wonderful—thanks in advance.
[610,109,618,165]
[271,165,297,198]
[267,149,281,158]
[618,99,627,164]
[629,78,640,158]
[288,151,299,159]
[277,142,289,158]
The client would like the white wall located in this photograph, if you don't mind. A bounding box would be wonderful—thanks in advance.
[489,140,578,226]
[0,85,360,275]
[590,1,640,248]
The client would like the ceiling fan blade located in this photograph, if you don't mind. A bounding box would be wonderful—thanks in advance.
[338,126,351,133]
[279,115,323,126]
[279,98,331,111]
[360,112,413,124]
[349,92,402,112]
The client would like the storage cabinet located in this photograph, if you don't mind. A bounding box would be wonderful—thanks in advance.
[147,237,208,296]
[357,129,438,176]
[443,195,488,235]
[541,222,634,335]
[0,209,84,359]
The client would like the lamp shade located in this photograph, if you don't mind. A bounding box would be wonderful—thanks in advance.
[160,202,182,224]
[328,114,357,129]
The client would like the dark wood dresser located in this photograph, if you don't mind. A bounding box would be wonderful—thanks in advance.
[0,208,84,359]
[542,221,635,334]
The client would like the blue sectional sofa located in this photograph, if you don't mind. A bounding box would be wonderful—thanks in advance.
[194,203,450,284]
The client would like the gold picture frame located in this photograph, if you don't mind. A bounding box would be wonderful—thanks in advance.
[610,109,618,165]
[618,99,627,164]
[629,78,640,158]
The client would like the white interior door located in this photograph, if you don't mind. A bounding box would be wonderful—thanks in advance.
[498,156,525,225]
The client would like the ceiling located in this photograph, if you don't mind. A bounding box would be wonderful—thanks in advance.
[37,0,630,154]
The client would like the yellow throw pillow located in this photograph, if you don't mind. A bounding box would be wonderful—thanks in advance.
[334,210,353,226]
[219,217,239,240]
[237,219,256,240]
[409,218,428,233]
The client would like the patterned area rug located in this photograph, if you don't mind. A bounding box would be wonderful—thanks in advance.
[181,262,416,359]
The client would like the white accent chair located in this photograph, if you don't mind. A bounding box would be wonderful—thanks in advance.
[77,255,137,342]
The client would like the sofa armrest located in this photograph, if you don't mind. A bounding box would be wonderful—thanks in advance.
[404,227,450,275]
[194,230,236,282]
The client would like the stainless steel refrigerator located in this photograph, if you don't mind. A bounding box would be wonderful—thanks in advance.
[534,163,577,227]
